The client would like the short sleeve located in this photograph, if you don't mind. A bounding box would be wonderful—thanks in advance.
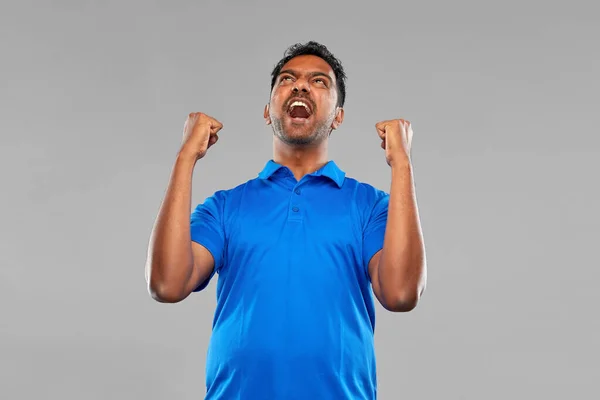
[190,190,227,292]
[362,190,389,274]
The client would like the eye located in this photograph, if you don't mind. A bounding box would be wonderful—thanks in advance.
[314,78,327,86]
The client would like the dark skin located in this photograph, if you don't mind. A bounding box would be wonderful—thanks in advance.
[264,55,426,311]
[146,54,426,311]
[263,55,344,181]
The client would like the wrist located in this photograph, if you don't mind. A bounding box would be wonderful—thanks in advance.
[389,157,412,171]
[176,148,201,165]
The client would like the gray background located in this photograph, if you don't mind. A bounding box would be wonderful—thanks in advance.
[1,0,598,399]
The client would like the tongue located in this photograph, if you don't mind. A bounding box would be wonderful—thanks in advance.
[289,106,310,118]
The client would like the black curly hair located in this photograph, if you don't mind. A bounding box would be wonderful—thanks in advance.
[270,41,347,108]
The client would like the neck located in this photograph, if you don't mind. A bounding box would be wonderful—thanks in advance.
[272,137,329,181]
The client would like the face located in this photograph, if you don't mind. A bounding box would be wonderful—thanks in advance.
[264,55,344,146]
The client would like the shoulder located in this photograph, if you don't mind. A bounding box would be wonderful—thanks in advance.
[193,177,261,212]
[338,177,389,230]
[342,176,389,207]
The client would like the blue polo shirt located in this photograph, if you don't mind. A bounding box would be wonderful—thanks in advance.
[190,160,389,400]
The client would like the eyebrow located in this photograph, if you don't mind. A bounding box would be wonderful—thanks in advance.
[278,69,332,83]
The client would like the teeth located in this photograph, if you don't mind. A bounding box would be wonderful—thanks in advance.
[289,101,311,114]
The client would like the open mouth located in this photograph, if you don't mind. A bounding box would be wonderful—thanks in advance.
[287,99,313,122]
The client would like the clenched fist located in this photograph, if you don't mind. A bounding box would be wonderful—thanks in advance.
[376,118,413,167]
[180,112,223,160]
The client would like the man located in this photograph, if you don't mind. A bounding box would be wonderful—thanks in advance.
[145,41,427,399]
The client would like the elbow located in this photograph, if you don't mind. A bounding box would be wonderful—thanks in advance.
[380,260,427,313]
[148,283,186,303]
[385,295,419,312]
[146,267,187,303]
[383,288,422,312]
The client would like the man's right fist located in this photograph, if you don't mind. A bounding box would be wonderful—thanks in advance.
[180,112,223,160]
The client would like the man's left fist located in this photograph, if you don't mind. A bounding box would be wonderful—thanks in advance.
[376,119,413,167]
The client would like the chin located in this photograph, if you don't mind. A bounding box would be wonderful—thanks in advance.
[272,117,325,145]
[280,132,313,145]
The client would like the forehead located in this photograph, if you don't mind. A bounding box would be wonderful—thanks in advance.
[280,55,335,81]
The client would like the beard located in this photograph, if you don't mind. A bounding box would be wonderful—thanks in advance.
[271,109,335,146]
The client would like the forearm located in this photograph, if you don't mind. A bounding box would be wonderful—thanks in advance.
[377,161,427,310]
[146,151,198,300]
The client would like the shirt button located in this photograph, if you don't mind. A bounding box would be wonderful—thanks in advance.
[292,206,299,212]
[295,188,301,195]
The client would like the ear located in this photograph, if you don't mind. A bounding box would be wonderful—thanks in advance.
[331,107,344,130]
[264,104,271,125]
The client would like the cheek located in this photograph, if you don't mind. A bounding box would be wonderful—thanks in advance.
[316,100,335,118]
[270,95,286,114]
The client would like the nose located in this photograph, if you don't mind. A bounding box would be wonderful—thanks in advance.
[292,79,310,94]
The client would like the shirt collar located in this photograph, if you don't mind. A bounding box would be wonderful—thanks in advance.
[258,159,346,188]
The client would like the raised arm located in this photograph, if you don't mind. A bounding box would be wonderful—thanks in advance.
[145,112,223,303]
